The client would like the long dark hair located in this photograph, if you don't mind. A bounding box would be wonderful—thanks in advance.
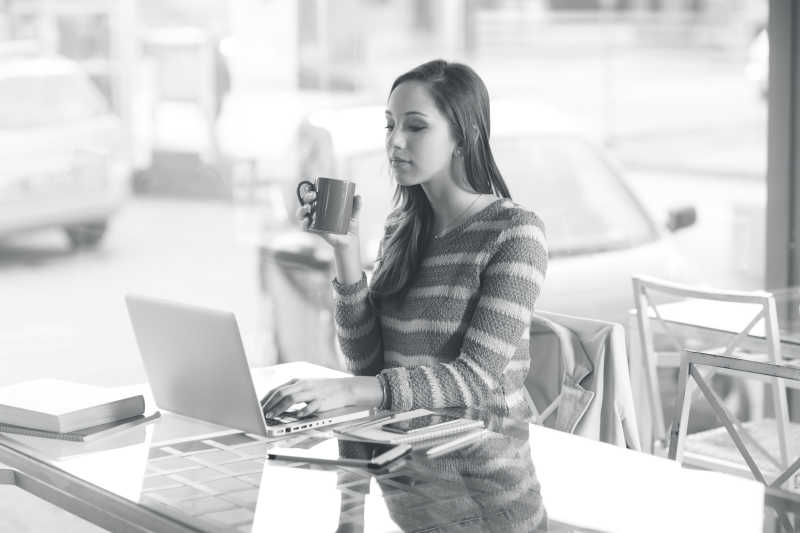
[369,59,511,303]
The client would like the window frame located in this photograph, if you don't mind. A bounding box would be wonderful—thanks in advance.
[766,0,800,289]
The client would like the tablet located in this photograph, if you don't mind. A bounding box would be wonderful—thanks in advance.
[267,438,411,469]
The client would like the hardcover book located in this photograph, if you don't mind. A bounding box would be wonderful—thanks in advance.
[0,410,161,442]
[0,379,146,433]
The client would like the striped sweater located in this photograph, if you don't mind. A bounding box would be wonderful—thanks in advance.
[336,420,546,531]
[332,198,548,419]
[380,426,547,531]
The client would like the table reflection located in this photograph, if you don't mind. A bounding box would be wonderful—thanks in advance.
[334,420,546,532]
[33,411,545,532]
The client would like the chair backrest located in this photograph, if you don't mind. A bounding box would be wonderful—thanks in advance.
[631,275,787,453]
[668,350,800,490]
[528,310,640,449]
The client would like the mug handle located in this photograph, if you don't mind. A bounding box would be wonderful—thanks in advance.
[296,180,316,205]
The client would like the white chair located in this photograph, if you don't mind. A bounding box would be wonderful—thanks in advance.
[668,350,800,531]
[632,274,796,470]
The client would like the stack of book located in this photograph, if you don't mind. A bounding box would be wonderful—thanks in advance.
[0,379,160,442]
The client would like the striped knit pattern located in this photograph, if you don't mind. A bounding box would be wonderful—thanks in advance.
[332,199,548,419]
[379,427,547,531]
[336,420,547,531]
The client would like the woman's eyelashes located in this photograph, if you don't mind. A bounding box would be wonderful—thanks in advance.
[384,121,427,133]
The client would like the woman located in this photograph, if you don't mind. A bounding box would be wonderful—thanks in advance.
[261,59,547,420]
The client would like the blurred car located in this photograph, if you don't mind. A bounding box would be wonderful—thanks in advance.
[216,89,376,245]
[0,55,131,248]
[217,90,372,192]
[257,100,697,367]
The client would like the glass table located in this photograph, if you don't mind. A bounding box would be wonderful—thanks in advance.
[0,364,777,532]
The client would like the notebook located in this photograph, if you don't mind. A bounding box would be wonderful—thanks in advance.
[335,409,484,444]
[0,409,161,442]
[0,379,146,433]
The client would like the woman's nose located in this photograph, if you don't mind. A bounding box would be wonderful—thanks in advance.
[388,128,405,149]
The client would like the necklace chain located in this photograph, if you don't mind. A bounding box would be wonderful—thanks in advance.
[434,195,482,239]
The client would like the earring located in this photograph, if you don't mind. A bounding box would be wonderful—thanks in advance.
[454,148,462,158]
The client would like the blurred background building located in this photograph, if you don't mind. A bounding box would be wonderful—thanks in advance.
[0,0,769,382]
[0,0,767,195]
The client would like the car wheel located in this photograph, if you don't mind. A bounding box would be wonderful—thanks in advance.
[64,221,108,249]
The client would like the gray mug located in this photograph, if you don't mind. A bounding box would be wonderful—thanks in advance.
[296,177,356,235]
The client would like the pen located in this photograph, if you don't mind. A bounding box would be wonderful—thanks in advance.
[425,429,486,458]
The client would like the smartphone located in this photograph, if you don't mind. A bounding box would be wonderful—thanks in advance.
[267,438,411,469]
[382,414,460,434]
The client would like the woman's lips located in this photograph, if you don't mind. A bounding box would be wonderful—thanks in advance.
[390,158,411,167]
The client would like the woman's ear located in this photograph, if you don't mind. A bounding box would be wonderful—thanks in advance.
[450,147,470,188]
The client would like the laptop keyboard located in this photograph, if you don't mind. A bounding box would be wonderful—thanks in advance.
[138,430,327,532]
[264,412,313,426]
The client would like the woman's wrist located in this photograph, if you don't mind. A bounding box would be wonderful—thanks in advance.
[333,241,362,285]
[350,376,384,409]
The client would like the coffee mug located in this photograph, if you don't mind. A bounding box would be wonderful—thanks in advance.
[296,177,356,235]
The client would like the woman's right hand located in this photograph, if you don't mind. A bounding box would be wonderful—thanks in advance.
[297,190,363,250]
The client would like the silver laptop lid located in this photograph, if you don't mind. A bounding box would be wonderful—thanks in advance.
[125,294,267,437]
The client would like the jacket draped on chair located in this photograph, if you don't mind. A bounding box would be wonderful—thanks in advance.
[526,311,641,450]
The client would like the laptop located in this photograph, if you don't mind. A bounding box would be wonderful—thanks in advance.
[124,294,370,438]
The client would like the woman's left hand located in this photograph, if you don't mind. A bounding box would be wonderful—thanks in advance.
[260,376,383,419]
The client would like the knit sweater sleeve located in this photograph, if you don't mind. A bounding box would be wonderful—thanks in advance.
[332,213,402,376]
[332,273,384,375]
[379,211,548,412]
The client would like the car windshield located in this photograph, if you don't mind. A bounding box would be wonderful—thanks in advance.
[498,135,660,255]
[347,136,659,257]
[0,71,109,129]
